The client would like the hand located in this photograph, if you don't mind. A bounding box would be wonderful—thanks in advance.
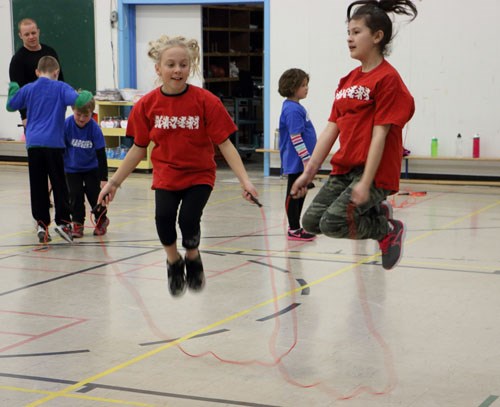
[290,173,311,199]
[241,181,259,205]
[350,181,370,206]
[97,180,119,207]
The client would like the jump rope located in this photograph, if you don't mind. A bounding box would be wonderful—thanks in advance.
[88,189,401,400]
[34,185,426,400]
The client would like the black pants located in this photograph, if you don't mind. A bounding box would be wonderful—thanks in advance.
[155,185,212,249]
[286,172,305,230]
[66,169,106,224]
[27,147,71,227]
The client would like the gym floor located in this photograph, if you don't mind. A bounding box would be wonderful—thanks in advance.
[1,159,499,407]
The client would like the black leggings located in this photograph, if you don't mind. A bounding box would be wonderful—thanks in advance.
[286,172,305,230]
[155,185,212,249]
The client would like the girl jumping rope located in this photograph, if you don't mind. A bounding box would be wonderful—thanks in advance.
[98,35,259,296]
[291,0,417,270]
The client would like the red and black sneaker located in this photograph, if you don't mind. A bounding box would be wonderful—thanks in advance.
[378,219,406,270]
[72,222,84,238]
[379,200,393,220]
[93,217,110,236]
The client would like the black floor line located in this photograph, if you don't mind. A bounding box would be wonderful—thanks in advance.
[139,328,230,346]
[0,372,282,407]
[256,303,301,322]
[0,349,90,358]
[0,248,161,297]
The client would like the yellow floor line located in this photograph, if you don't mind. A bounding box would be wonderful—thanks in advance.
[24,199,500,406]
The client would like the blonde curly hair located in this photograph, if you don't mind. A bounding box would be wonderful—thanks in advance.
[147,35,201,78]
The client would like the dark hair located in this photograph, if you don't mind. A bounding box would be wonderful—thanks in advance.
[278,68,310,98]
[347,0,418,55]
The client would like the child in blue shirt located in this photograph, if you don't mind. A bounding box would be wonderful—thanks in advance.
[64,98,109,237]
[6,56,92,243]
[278,68,317,241]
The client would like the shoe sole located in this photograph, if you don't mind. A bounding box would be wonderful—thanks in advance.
[54,227,73,243]
[168,277,187,297]
[383,222,406,271]
[287,236,316,242]
[187,273,206,292]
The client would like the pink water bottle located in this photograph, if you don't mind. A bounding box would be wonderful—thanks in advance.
[473,133,480,158]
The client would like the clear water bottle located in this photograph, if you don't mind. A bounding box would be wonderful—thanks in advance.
[455,133,463,157]
[274,128,280,150]
[431,137,438,157]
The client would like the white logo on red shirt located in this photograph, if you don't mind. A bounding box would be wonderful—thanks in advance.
[154,115,200,129]
[335,85,371,101]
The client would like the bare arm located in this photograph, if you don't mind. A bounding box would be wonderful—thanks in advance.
[290,121,340,198]
[217,138,258,204]
[351,124,391,206]
[97,144,147,205]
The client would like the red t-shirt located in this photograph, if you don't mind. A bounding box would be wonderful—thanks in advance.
[328,59,415,193]
[127,85,237,190]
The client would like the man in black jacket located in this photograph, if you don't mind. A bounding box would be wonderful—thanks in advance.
[9,18,64,126]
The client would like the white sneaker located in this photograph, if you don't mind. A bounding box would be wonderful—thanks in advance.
[37,225,52,244]
[54,224,73,243]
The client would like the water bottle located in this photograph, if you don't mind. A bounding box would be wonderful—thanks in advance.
[455,133,463,157]
[431,137,438,157]
[472,133,480,158]
[274,128,280,150]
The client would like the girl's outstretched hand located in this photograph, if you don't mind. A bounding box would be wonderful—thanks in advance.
[290,173,310,199]
[97,180,119,207]
[241,181,260,206]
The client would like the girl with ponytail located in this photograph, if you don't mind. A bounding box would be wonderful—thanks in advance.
[291,0,418,270]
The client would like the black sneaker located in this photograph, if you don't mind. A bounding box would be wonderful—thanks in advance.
[167,256,186,297]
[54,224,73,243]
[378,219,406,270]
[185,254,205,292]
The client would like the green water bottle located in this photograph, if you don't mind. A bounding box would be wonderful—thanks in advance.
[431,137,438,157]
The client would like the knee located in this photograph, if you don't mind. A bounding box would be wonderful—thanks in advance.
[302,212,321,234]
[178,215,200,249]
[319,213,346,238]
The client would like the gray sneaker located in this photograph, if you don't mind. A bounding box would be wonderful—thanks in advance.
[37,225,52,244]
[54,224,73,243]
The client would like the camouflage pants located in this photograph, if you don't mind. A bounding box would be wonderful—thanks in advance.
[302,168,390,241]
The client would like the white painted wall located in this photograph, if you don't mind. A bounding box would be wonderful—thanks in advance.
[269,0,500,160]
[1,0,500,165]
[135,5,203,93]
